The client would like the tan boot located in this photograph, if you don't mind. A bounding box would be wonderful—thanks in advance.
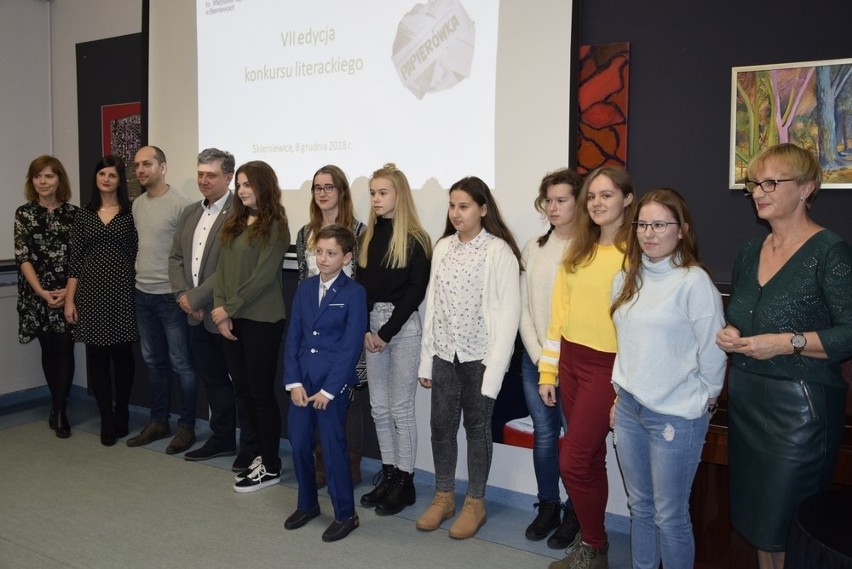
[416,491,455,531]
[448,497,486,539]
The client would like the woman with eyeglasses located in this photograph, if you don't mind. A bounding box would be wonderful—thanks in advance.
[540,166,636,569]
[295,165,367,487]
[610,188,726,569]
[716,143,852,569]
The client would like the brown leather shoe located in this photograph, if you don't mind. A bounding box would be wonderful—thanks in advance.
[165,425,196,455]
[126,421,171,448]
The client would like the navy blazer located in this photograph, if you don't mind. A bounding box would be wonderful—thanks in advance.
[284,271,367,398]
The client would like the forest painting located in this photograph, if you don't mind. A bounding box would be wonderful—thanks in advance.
[730,57,852,188]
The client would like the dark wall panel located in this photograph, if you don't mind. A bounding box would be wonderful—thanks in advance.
[579,1,852,281]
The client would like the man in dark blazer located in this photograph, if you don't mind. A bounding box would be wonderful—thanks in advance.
[168,148,257,466]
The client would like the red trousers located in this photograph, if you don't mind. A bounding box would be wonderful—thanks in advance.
[558,339,616,549]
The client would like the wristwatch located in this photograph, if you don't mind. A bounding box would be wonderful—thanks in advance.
[791,333,807,356]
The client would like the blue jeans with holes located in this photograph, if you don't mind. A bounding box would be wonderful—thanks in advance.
[520,350,566,504]
[614,388,708,569]
[135,290,198,427]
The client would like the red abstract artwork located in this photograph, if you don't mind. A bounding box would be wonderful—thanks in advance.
[577,42,630,174]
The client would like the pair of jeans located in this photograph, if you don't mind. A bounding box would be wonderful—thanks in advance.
[558,339,616,550]
[430,355,495,499]
[520,349,565,504]
[365,303,422,473]
[614,389,708,569]
[134,290,198,427]
[37,330,75,412]
[220,318,285,471]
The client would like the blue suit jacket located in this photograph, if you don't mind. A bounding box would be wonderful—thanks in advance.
[284,272,367,398]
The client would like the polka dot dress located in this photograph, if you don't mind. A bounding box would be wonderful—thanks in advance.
[68,208,140,345]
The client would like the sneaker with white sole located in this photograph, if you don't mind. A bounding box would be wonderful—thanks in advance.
[233,462,280,493]
[234,456,263,482]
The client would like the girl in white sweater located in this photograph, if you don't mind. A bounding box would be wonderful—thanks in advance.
[518,168,583,547]
[417,176,521,540]
[610,188,726,569]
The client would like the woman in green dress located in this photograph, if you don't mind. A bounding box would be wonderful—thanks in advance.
[716,143,852,569]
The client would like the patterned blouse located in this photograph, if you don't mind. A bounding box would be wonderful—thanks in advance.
[433,230,492,363]
[14,201,78,343]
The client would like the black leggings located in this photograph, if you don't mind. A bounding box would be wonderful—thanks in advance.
[86,342,135,433]
[36,330,75,411]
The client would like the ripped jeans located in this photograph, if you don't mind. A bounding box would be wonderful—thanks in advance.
[613,388,709,569]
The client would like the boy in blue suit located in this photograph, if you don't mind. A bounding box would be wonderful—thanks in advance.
[284,225,368,542]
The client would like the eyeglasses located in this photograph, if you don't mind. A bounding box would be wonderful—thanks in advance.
[312,184,337,195]
[632,221,680,234]
[742,178,794,194]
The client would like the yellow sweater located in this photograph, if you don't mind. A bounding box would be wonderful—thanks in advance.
[538,244,623,385]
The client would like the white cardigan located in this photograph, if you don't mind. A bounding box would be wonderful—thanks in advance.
[418,234,521,399]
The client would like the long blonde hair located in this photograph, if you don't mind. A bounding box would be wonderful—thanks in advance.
[564,166,636,273]
[358,163,432,268]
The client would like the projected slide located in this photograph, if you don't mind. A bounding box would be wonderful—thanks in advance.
[197,0,498,189]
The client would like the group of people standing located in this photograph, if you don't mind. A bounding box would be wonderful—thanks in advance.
[15,143,852,566]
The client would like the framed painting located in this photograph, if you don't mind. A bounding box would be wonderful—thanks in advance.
[577,42,630,174]
[730,57,852,189]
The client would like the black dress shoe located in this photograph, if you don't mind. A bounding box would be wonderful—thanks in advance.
[101,432,117,447]
[184,443,237,462]
[321,514,359,542]
[284,505,321,530]
[54,410,71,439]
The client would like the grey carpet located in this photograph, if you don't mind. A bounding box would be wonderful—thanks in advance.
[0,421,554,569]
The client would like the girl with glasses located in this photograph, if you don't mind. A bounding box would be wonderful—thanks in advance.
[611,188,726,569]
[295,165,368,487]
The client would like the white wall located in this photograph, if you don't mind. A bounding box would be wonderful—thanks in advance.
[0,0,143,397]
[1,0,51,260]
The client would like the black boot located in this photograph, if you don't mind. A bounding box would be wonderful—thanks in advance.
[360,464,395,508]
[547,502,580,549]
[49,409,58,430]
[54,410,71,439]
[376,468,415,516]
[525,500,562,540]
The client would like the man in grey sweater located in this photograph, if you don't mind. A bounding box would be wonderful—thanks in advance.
[126,146,199,454]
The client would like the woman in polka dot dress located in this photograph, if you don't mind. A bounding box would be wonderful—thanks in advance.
[65,155,139,446]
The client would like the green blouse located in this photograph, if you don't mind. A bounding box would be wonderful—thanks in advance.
[214,219,290,323]
[726,230,852,387]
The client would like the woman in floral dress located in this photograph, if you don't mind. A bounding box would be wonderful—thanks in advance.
[15,155,78,438]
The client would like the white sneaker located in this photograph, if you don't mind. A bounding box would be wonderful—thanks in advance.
[233,462,280,493]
